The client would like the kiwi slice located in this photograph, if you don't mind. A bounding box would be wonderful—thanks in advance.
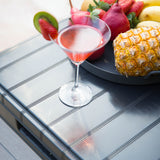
[33,11,58,33]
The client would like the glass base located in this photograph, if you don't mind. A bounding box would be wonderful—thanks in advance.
[59,82,92,108]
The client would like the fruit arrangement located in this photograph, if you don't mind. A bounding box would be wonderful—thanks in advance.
[66,0,143,61]
[81,0,160,77]
[81,0,144,40]
[33,0,160,78]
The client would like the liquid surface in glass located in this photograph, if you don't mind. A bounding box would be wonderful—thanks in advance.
[58,25,103,62]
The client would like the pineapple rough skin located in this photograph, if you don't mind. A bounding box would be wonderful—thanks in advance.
[113,26,160,77]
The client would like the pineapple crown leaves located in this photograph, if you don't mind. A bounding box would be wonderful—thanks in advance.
[127,12,140,28]
[88,0,112,12]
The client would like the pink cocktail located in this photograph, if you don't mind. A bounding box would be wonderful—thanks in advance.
[57,15,111,107]
[58,25,103,63]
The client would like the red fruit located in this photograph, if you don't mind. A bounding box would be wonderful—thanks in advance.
[38,19,58,41]
[100,0,116,4]
[71,7,90,25]
[118,0,134,13]
[127,1,144,17]
[102,3,130,40]
[100,0,134,13]
[92,8,106,19]
[96,9,106,19]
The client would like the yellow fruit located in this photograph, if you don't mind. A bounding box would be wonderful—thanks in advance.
[81,0,95,11]
[139,6,160,22]
[135,0,160,8]
[136,21,160,28]
[113,26,160,76]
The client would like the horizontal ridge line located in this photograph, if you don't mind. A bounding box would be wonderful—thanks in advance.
[0,43,52,71]
[8,57,68,91]
[106,116,160,160]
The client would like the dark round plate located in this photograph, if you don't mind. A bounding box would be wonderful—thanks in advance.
[81,41,160,85]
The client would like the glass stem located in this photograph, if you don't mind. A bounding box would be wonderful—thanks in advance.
[74,64,80,88]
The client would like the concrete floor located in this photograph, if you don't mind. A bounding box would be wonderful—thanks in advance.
[0,0,83,159]
[0,117,41,160]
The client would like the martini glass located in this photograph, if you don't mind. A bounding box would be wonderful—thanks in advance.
[56,15,111,107]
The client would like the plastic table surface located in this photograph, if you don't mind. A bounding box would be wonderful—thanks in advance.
[0,35,160,160]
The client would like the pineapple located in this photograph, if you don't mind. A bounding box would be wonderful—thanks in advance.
[113,26,160,77]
